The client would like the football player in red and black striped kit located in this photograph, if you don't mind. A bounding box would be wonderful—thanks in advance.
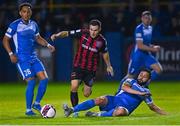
[51,19,114,115]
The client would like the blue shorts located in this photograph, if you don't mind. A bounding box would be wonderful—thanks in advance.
[99,95,129,114]
[16,58,45,80]
[128,53,158,75]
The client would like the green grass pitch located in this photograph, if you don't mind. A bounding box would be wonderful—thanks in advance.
[0,81,180,125]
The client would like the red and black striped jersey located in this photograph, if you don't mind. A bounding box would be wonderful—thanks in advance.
[69,29,108,72]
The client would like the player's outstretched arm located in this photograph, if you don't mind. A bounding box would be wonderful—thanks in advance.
[36,35,55,52]
[2,35,18,63]
[122,83,150,96]
[51,31,69,41]
[148,103,167,115]
[137,41,160,53]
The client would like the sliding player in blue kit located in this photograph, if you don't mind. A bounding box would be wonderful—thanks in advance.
[63,68,167,117]
[2,3,55,116]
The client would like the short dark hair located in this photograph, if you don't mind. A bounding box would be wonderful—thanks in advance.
[89,19,101,28]
[140,68,152,79]
[141,11,151,17]
[19,2,32,11]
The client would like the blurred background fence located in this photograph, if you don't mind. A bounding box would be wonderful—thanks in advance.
[0,0,180,82]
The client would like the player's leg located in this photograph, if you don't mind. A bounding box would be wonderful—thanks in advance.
[33,60,48,111]
[25,77,36,115]
[83,85,92,97]
[128,57,144,77]
[72,96,108,117]
[83,71,95,97]
[150,63,163,80]
[17,62,36,115]
[63,98,95,117]
[70,79,80,106]
[96,99,129,117]
[146,55,163,80]
[70,67,82,107]
[63,96,108,117]
[85,96,113,117]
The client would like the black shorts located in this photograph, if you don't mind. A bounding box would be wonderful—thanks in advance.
[71,67,96,87]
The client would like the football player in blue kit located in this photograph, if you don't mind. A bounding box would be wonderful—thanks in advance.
[2,3,55,116]
[63,68,167,117]
[125,11,163,86]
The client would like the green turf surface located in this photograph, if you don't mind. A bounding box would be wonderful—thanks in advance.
[0,81,180,125]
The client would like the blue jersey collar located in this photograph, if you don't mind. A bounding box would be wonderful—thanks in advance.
[20,18,31,25]
[142,23,150,29]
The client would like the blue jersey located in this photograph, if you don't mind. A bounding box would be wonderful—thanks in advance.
[133,23,152,55]
[128,23,157,75]
[5,18,46,79]
[5,18,39,62]
[101,78,153,115]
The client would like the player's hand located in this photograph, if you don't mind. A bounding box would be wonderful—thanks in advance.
[50,34,58,41]
[160,111,168,115]
[10,54,18,63]
[107,65,114,76]
[152,45,161,52]
[139,92,151,97]
[47,44,55,52]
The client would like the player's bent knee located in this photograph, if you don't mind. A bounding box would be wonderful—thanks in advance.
[71,84,79,92]
[83,92,91,97]
[94,96,107,105]
[71,87,78,92]
[113,108,128,116]
[37,71,48,80]
[151,63,163,74]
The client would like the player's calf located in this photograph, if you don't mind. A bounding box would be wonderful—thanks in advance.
[94,96,107,106]
[83,85,92,97]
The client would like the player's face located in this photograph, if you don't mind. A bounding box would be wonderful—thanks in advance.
[141,15,152,26]
[19,6,32,22]
[137,71,150,85]
[89,25,101,38]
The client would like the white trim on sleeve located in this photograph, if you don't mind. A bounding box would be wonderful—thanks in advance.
[5,33,12,38]
[35,33,40,36]
[136,38,143,41]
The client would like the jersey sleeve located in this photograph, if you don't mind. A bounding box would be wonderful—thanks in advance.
[5,22,17,38]
[122,78,135,86]
[144,88,153,104]
[144,96,153,104]
[100,38,108,53]
[34,22,40,36]
[135,27,143,42]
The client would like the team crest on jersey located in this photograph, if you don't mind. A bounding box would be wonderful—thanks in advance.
[7,28,12,33]
[96,41,102,48]
[143,28,152,35]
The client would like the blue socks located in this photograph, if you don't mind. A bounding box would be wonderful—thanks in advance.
[35,78,48,103]
[151,70,159,80]
[26,79,36,110]
[73,99,95,112]
[100,109,115,117]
